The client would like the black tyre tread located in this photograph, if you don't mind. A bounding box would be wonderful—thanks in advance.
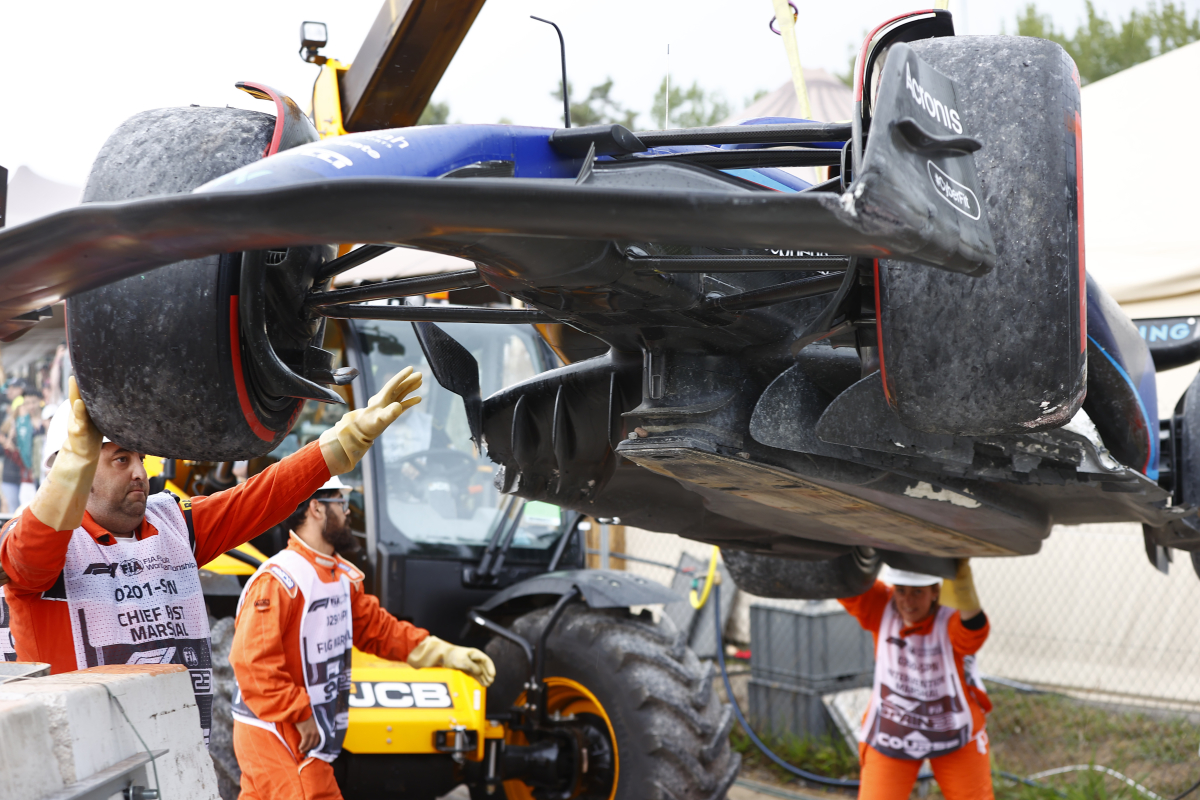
[70,106,302,460]
[879,36,1084,435]
[82,107,275,203]
[486,605,740,800]
[723,549,880,599]
[207,615,241,800]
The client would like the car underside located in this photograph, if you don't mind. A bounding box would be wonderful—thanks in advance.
[3,10,1199,595]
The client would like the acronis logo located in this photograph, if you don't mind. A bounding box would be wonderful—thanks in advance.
[906,61,963,135]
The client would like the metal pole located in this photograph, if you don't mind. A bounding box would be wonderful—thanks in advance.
[531,17,570,128]
[598,519,610,570]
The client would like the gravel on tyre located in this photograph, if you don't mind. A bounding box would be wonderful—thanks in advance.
[723,548,881,599]
[69,106,312,460]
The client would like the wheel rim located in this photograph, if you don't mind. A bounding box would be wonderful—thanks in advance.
[503,677,619,800]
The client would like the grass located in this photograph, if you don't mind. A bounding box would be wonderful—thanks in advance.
[729,725,860,786]
[938,686,1200,799]
[728,686,1200,799]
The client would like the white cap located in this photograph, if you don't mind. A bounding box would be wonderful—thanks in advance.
[879,565,942,587]
[319,475,349,493]
[43,400,110,476]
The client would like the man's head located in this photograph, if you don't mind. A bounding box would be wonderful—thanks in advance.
[880,566,942,626]
[5,380,26,401]
[86,443,148,535]
[287,476,355,556]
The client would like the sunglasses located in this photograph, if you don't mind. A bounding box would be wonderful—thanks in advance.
[316,498,350,512]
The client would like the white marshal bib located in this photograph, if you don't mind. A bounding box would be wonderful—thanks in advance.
[60,494,213,743]
[0,588,16,662]
[860,603,973,760]
[232,548,354,762]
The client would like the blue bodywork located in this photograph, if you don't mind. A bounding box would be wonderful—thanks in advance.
[201,118,1165,481]
[201,119,822,195]
[1086,274,1159,477]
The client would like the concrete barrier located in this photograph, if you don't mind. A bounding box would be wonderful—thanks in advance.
[0,663,219,800]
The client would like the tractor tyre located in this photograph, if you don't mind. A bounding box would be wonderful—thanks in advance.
[484,604,740,800]
[207,615,241,800]
[723,548,881,599]
[68,106,327,460]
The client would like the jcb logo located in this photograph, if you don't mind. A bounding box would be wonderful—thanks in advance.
[83,563,119,578]
[349,681,452,709]
[119,559,144,577]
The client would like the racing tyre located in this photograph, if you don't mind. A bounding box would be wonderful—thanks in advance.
[723,548,880,599]
[484,604,740,800]
[68,107,329,460]
[877,36,1086,435]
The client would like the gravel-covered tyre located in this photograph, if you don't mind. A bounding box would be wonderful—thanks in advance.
[723,548,880,599]
[877,36,1086,436]
[207,616,241,800]
[485,604,740,800]
[68,106,329,460]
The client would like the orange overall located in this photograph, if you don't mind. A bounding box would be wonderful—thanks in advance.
[0,441,331,672]
[840,581,993,800]
[231,535,429,800]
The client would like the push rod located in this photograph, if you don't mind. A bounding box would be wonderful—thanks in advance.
[313,244,395,282]
[315,303,552,324]
[634,147,841,169]
[635,122,851,147]
[310,269,485,306]
[628,254,850,273]
[706,273,845,312]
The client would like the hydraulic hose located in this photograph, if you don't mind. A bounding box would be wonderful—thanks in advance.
[712,583,861,789]
[690,545,720,610]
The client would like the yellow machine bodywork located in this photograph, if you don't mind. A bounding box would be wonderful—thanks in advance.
[143,455,270,574]
[311,59,349,139]
[346,649,492,759]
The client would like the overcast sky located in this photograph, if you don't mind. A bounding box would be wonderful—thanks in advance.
[1,0,1186,186]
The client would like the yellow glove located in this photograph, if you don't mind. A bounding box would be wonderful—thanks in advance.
[941,559,981,616]
[319,367,422,475]
[407,636,496,687]
[31,378,103,531]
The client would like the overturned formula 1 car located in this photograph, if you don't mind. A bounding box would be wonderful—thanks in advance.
[1,10,1196,595]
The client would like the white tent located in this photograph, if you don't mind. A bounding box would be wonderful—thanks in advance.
[723,68,853,124]
[1081,40,1200,414]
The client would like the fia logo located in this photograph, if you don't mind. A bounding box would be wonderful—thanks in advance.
[119,559,145,577]
[183,647,200,668]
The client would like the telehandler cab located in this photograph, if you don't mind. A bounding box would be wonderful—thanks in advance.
[186,318,735,800]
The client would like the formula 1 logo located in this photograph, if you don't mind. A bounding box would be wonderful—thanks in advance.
[119,559,145,577]
[83,563,119,578]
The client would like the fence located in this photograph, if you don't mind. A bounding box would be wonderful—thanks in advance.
[594,520,1200,715]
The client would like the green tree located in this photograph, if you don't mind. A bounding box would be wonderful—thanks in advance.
[744,88,770,107]
[650,78,731,129]
[417,100,450,125]
[1016,1,1200,84]
[552,78,638,128]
